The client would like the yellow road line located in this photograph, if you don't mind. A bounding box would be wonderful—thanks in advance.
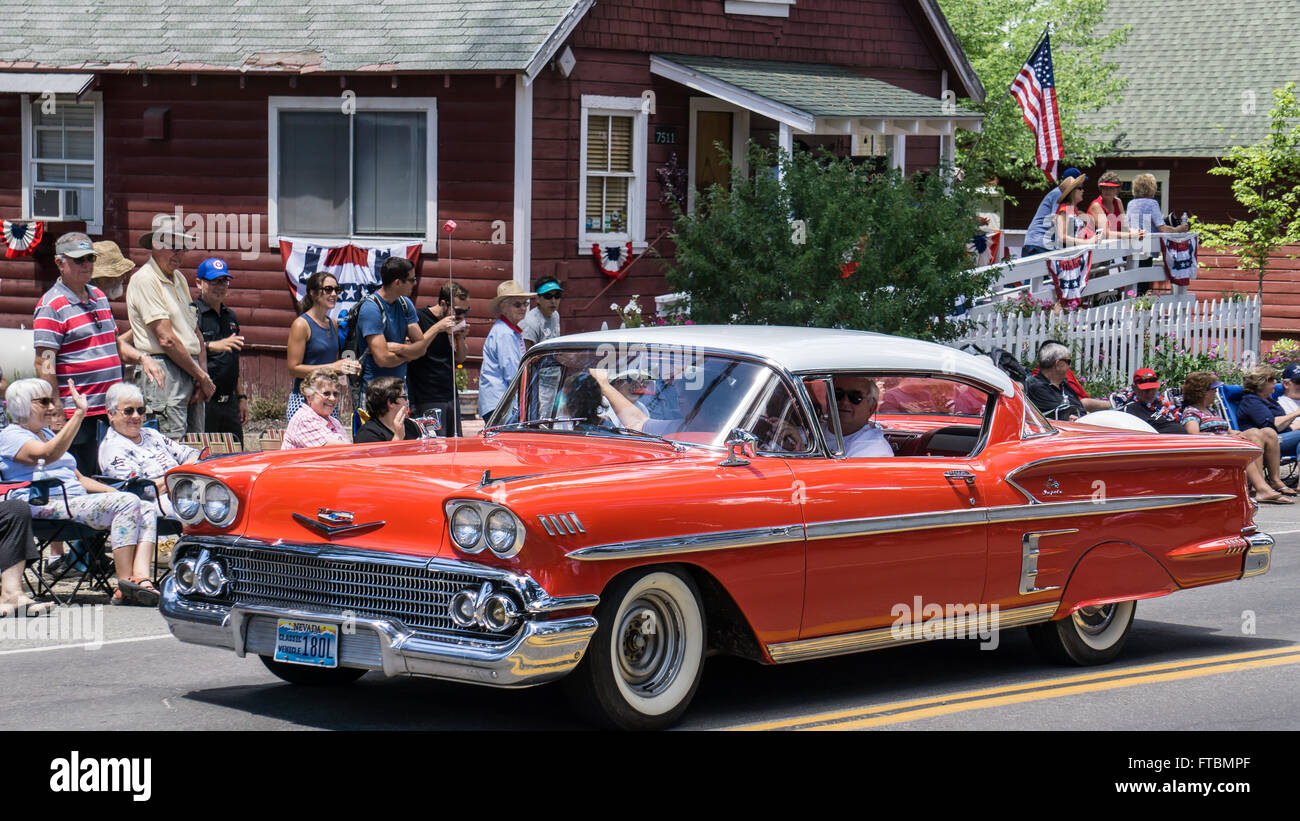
[731,646,1300,731]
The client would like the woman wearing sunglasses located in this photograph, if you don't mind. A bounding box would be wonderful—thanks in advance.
[286,271,362,421]
[0,378,162,605]
[282,367,350,449]
[98,382,201,517]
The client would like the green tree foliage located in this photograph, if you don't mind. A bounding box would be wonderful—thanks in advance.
[939,0,1129,190]
[662,144,996,341]
[1195,83,1300,303]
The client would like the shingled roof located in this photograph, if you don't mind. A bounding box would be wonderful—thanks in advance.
[1081,0,1300,157]
[0,0,592,76]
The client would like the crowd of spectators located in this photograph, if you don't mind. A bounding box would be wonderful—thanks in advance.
[1020,169,1190,257]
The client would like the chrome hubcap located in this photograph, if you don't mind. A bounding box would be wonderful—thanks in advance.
[616,592,684,696]
[1073,604,1116,636]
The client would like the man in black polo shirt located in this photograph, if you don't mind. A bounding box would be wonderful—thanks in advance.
[407,281,470,436]
[193,258,247,447]
[1025,341,1110,421]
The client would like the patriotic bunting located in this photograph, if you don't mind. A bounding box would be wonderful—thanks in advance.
[1047,248,1093,302]
[280,238,423,317]
[2,219,44,258]
[1160,235,1198,286]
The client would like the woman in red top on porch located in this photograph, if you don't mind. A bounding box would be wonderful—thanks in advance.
[1088,171,1146,241]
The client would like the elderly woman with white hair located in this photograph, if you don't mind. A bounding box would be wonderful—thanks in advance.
[0,378,161,606]
[98,382,200,516]
[282,367,350,449]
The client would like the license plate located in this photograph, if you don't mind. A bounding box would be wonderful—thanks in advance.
[273,619,339,668]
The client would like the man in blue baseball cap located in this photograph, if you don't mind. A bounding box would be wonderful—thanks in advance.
[1020,168,1083,258]
[192,257,247,447]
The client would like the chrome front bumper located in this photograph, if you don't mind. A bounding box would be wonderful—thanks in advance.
[160,577,598,688]
[1243,531,1273,579]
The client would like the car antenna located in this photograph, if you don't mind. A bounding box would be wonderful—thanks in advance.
[480,469,491,487]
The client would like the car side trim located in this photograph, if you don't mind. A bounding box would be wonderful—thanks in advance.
[564,524,806,561]
[1005,448,1256,503]
[564,493,1235,561]
[765,601,1062,663]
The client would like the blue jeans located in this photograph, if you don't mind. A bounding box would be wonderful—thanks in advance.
[1279,429,1300,458]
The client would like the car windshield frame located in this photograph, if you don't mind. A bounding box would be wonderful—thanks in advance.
[486,344,823,454]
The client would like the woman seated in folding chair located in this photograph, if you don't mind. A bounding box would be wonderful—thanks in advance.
[0,378,161,606]
[0,500,52,617]
[98,383,200,517]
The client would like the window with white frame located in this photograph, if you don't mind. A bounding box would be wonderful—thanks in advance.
[725,0,795,17]
[21,93,104,233]
[579,95,647,250]
[268,97,437,242]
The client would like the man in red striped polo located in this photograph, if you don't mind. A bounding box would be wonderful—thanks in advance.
[33,232,158,474]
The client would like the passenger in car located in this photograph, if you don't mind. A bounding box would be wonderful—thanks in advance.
[832,376,892,457]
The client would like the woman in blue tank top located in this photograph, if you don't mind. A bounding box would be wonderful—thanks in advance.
[285,272,360,420]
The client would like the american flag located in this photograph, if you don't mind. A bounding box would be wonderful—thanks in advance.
[1009,35,1064,182]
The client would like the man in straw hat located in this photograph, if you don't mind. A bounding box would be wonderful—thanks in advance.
[1020,168,1084,257]
[478,280,536,421]
[125,215,215,438]
[32,233,161,474]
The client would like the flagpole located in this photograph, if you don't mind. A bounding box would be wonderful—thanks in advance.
[960,23,1053,177]
[442,219,460,437]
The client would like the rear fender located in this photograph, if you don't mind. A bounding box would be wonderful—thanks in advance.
[1055,541,1178,618]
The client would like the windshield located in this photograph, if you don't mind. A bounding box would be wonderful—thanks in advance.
[491,346,806,450]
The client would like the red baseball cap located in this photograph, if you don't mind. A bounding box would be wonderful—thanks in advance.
[1133,368,1160,389]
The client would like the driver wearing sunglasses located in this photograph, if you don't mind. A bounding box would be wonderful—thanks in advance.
[831,375,893,458]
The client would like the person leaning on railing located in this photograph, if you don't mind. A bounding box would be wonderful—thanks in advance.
[1125,173,1189,235]
[0,378,161,606]
[1020,167,1082,257]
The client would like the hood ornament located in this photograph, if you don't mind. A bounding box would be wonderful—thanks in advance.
[292,508,383,538]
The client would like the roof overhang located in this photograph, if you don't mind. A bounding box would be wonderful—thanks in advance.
[917,0,985,102]
[649,55,982,137]
[0,72,94,96]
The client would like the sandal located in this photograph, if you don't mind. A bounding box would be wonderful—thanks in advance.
[1257,491,1294,504]
[121,577,160,607]
[1270,485,1298,496]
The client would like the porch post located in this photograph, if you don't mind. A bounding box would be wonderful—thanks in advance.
[778,122,793,180]
[513,74,534,288]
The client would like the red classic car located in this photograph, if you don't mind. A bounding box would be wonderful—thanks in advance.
[160,327,1272,729]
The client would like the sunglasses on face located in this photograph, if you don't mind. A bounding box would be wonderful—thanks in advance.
[539,293,562,300]
[318,391,341,399]
[118,406,145,416]
[33,397,59,406]
[454,307,470,317]
[504,300,528,310]
[317,286,340,295]
[835,388,867,405]
[400,276,418,284]
[208,277,231,286]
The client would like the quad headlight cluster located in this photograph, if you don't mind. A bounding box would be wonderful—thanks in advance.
[449,581,520,632]
[172,549,229,597]
[444,500,525,559]
[167,474,239,528]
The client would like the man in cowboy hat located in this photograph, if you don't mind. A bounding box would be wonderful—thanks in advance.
[478,280,536,421]
[1020,168,1084,257]
[125,215,215,438]
[90,241,166,391]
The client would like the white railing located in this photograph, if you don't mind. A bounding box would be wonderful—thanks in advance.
[951,295,1261,384]
[968,232,1199,316]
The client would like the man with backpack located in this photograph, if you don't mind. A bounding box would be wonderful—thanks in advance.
[349,257,444,402]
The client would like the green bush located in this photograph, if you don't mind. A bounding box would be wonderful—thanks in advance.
[662,143,996,341]
[249,393,287,421]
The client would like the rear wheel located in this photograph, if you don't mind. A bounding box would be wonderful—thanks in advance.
[259,656,368,686]
[564,569,706,730]
[1029,600,1136,665]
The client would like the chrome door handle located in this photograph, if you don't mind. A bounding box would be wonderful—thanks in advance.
[944,470,976,486]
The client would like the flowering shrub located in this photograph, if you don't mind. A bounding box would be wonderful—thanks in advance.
[1124,289,1156,311]
[1149,333,1230,388]
[1265,339,1300,370]
[994,290,1056,317]
[611,296,645,328]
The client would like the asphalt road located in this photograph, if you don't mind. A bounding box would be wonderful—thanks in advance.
[2,505,1295,733]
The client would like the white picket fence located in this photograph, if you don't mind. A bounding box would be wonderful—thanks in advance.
[951,296,1261,384]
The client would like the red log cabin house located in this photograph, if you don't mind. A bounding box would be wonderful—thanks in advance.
[0,0,983,396]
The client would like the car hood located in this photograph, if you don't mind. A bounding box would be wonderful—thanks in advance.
[216,433,693,554]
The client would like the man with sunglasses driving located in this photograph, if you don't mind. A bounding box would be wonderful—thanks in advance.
[408,281,470,436]
[832,376,893,457]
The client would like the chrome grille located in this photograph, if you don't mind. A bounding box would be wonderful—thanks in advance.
[211,544,515,643]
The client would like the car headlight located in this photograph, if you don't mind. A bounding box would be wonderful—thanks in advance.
[485,508,521,558]
[173,478,202,522]
[202,483,234,526]
[174,557,198,594]
[196,559,228,596]
[450,505,484,552]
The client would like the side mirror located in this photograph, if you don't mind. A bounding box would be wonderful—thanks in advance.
[719,429,758,467]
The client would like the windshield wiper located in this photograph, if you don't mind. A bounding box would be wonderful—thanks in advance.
[487,417,588,432]
[598,425,688,451]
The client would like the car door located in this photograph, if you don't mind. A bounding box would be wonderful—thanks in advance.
[787,375,991,640]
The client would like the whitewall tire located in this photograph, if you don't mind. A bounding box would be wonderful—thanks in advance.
[1029,600,1136,665]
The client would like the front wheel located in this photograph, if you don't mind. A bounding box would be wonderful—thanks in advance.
[1029,600,1136,665]
[259,656,368,686]
[564,569,706,730]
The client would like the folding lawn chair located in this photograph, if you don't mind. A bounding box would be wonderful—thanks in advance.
[2,477,115,605]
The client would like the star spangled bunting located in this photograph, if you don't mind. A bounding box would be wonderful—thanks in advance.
[1009,34,1064,182]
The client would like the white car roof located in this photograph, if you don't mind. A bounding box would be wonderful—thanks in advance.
[535,325,1016,396]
